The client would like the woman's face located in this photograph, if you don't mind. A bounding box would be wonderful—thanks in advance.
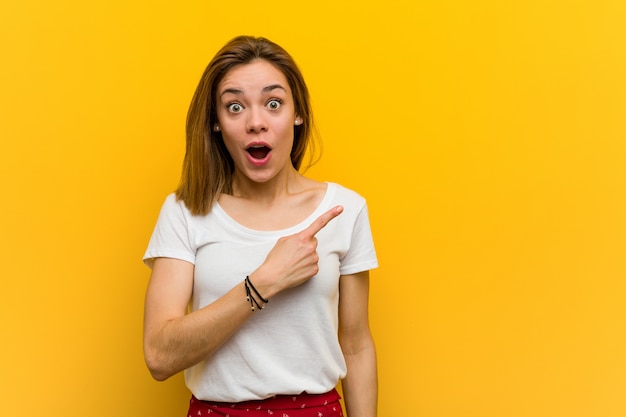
[216,59,302,185]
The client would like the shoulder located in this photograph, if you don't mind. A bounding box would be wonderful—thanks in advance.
[160,193,198,217]
[154,193,199,227]
[326,182,367,208]
[162,193,178,207]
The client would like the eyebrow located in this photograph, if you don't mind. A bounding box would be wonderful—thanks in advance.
[220,84,287,97]
[262,84,287,93]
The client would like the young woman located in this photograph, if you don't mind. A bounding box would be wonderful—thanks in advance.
[143,36,378,417]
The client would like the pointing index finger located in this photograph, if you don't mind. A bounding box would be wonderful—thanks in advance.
[301,205,343,238]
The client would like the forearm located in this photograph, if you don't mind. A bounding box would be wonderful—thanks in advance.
[143,210,340,381]
[342,342,378,417]
[144,281,253,380]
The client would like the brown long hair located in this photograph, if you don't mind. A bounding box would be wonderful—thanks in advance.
[175,36,317,215]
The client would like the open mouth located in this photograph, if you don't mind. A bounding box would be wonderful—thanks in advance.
[246,145,271,160]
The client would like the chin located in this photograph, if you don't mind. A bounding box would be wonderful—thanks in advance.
[243,170,277,184]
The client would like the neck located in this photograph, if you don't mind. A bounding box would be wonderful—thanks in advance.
[231,167,304,204]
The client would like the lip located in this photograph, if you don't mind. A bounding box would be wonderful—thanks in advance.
[245,141,272,166]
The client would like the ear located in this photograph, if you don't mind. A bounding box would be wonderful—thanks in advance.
[294,116,303,126]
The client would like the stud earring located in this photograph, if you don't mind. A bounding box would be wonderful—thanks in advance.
[294,119,302,126]
[213,125,221,132]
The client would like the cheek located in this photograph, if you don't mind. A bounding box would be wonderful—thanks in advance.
[276,121,296,143]
[219,132,240,157]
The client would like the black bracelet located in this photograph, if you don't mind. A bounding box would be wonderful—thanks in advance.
[245,276,269,303]
[244,276,268,312]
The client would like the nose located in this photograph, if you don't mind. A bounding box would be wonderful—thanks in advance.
[246,106,268,133]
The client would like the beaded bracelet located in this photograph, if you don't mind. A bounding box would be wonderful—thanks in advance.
[244,276,268,311]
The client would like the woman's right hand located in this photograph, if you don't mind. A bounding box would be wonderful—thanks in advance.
[250,205,343,298]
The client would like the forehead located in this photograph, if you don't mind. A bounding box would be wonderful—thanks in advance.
[218,59,290,93]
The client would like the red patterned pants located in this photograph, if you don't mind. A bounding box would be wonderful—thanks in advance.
[187,389,344,417]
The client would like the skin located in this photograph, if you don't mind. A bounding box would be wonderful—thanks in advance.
[143,59,377,416]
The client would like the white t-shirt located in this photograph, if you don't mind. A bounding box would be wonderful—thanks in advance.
[143,182,378,402]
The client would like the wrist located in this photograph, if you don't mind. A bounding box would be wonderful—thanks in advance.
[243,276,267,311]
[248,268,279,299]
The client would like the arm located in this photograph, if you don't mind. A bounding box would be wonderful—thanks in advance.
[339,270,378,417]
[143,257,254,381]
[143,206,344,381]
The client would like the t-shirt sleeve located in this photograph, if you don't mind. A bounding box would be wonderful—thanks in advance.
[339,202,379,275]
[143,194,196,268]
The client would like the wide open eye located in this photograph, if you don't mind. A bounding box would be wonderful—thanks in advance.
[227,103,244,113]
[267,99,282,110]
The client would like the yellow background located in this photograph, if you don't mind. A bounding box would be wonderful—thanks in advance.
[1,1,625,416]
